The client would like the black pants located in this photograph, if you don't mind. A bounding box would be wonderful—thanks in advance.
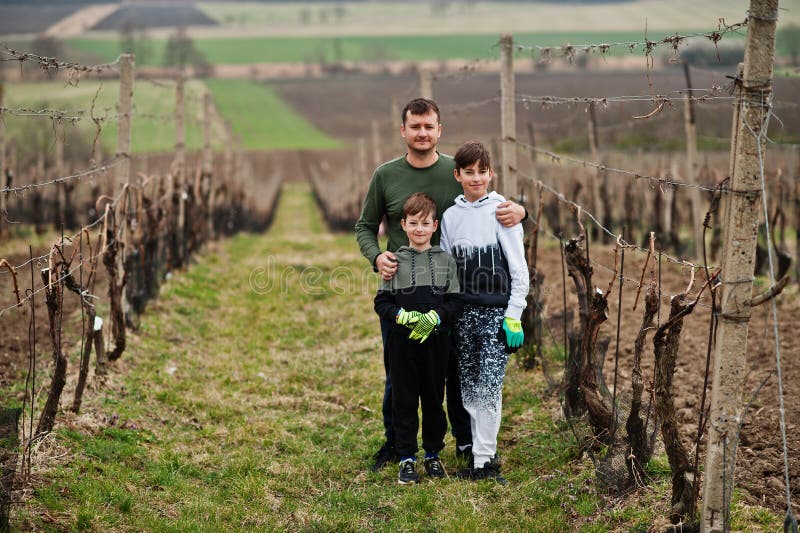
[380,318,471,448]
[387,328,448,457]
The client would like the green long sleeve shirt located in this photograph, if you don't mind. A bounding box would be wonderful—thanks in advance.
[355,154,463,267]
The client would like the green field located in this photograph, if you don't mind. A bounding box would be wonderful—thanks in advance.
[205,79,340,150]
[3,79,209,155]
[195,1,800,34]
[3,79,338,154]
[66,29,756,66]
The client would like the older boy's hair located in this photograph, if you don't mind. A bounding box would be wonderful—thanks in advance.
[401,98,440,125]
[402,192,437,220]
[454,141,492,172]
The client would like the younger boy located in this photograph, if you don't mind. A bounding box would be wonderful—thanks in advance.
[374,192,463,484]
[440,142,529,484]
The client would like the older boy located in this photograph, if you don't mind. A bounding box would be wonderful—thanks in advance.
[374,193,462,484]
[440,142,529,485]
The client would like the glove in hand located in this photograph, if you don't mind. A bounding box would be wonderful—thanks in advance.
[502,317,524,348]
[396,309,421,328]
[408,310,440,343]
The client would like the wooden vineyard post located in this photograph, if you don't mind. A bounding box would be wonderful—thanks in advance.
[683,62,705,260]
[0,84,5,239]
[175,71,186,264]
[358,137,368,184]
[371,119,381,168]
[202,90,214,241]
[587,102,605,240]
[116,54,134,326]
[54,118,65,230]
[390,96,399,153]
[700,1,778,530]
[500,34,518,199]
[527,121,537,163]
[116,54,134,193]
[419,68,433,99]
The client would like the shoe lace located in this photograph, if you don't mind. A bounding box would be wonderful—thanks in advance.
[400,460,416,474]
[426,458,443,475]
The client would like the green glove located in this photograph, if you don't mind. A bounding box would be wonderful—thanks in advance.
[408,310,440,343]
[502,317,524,348]
[396,309,422,328]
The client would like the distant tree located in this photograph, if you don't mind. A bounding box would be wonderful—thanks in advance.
[30,36,65,78]
[333,5,346,23]
[30,35,64,59]
[163,27,212,77]
[318,8,329,25]
[299,8,311,25]
[119,21,135,54]
[118,22,152,65]
[332,38,344,62]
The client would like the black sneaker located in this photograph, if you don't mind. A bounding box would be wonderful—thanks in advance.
[423,456,446,479]
[473,458,507,485]
[456,444,473,465]
[371,442,398,472]
[398,459,420,485]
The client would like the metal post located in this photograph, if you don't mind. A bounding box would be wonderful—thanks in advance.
[701,1,778,530]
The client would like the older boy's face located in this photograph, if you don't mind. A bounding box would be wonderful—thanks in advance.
[454,161,493,202]
[400,111,441,155]
[401,212,438,251]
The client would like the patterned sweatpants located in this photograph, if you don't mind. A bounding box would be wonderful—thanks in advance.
[454,304,509,469]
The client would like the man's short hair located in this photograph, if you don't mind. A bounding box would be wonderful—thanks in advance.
[402,192,437,220]
[454,141,492,172]
[402,98,440,125]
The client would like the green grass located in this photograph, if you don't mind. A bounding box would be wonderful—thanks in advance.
[2,78,337,154]
[66,30,751,66]
[205,79,340,150]
[10,183,783,531]
[3,79,209,154]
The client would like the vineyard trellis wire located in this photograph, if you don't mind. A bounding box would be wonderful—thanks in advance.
[0,46,283,530]
[304,4,797,528]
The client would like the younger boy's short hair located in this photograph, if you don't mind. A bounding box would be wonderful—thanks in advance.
[454,141,492,172]
[403,192,437,220]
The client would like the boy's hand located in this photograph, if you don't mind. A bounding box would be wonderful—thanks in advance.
[376,252,398,281]
[396,309,421,328]
[408,310,440,343]
[502,317,524,348]
[495,201,526,227]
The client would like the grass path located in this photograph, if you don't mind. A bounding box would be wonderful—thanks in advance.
[14,183,779,531]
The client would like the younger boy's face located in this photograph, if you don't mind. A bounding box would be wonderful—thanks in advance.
[454,161,493,202]
[401,212,438,251]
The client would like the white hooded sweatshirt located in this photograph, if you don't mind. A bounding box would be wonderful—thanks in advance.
[440,191,528,320]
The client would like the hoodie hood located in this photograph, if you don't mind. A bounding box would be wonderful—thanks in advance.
[453,191,505,208]
[395,245,447,257]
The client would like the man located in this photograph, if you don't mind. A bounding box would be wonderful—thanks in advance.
[355,98,527,471]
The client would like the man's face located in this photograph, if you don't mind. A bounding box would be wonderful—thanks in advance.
[401,211,438,250]
[454,161,493,202]
[400,110,441,155]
